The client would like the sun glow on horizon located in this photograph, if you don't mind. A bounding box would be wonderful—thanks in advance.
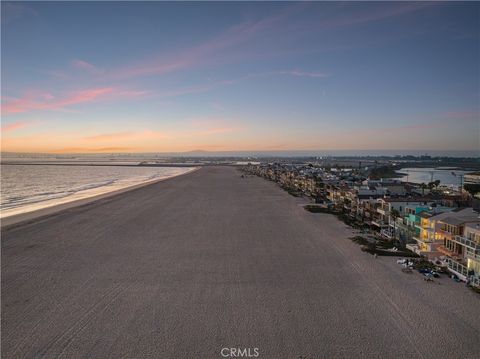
[1,2,479,154]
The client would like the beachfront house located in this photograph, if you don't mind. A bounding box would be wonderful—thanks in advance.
[396,205,454,245]
[436,216,480,286]
[372,198,431,239]
[410,208,480,260]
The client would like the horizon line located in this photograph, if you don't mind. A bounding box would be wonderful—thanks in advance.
[1,149,479,157]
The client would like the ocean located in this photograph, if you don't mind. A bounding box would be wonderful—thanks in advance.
[1,163,195,218]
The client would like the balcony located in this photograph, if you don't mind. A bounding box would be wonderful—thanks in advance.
[414,223,429,231]
[466,251,480,261]
[377,208,388,216]
[405,219,416,227]
[380,228,394,239]
[447,258,469,278]
[393,221,409,231]
[406,243,430,256]
[371,220,388,228]
[453,235,480,251]
[438,245,460,257]
[413,234,434,244]
[438,228,458,237]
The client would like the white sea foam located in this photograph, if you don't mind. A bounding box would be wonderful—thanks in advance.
[0,164,196,218]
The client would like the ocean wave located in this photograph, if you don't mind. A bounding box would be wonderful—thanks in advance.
[1,179,119,210]
[0,166,194,214]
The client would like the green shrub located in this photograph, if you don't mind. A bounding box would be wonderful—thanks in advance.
[350,236,369,245]
[304,205,331,213]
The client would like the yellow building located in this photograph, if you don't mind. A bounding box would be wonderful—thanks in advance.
[413,208,479,259]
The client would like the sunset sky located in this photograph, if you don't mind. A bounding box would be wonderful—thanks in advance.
[1,1,479,154]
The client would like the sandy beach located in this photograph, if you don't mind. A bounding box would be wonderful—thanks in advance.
[2,166,479,358]
[1,166,198,227]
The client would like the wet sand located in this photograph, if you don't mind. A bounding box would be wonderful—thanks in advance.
[2,166,479,358]
[1,167,198,227]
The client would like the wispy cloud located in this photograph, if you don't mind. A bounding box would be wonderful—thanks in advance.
[2,87,113,114]
[100,2,429,82]
[154,84,214,98]
[443,111,478,121]
[81,119,242,147]
[142,69,327,101]
[318,2,435,30]
[51,147,135,153]
[71,59,104,75]
[102,4,303,81]
[83,130,168,142]
[195,127,238,136]
[83,131,135,141]
[1,87,147,115]
[2,2,38,24]
[220,69,328,85]
[186,118,244,137]
[1,121,29,133]
[277,70,327,78]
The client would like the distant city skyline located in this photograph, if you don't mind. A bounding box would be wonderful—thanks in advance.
[1,1,479,154]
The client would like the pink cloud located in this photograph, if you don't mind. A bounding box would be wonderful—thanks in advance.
[52,88,114,107]
[146,69,327,101]
[84,131,135,141]
[104,4,302,81]
[214,69,328,87]
[116,90,150,97]
[1,121,28,133]
[2,87,113,114]
[103,2,428,82]
[443,111,478,121]
[52,147,135,153]
[155,84,214,98]
[1,87,147,115]
[40,4,316,91]
[278,70,327,78]
[71,59,103,75]
[84,130,169,142]
[186,118,244,137]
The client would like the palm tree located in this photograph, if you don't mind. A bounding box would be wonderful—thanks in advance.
[420,182,427,195]
[390,208,401,242]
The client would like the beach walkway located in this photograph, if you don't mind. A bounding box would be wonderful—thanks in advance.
[2,166,479,358]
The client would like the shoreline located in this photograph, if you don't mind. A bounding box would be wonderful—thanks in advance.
[1,166,199,228]
[3,166,479,358]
